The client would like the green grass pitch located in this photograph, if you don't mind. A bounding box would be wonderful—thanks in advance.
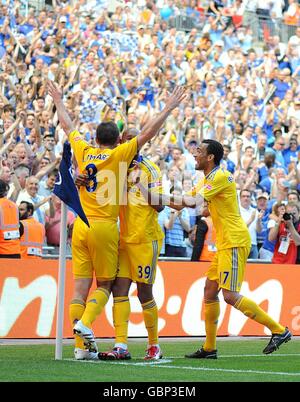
[0,339,299,382]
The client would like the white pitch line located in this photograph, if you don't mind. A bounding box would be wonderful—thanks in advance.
[64,358,172,365]
[168,353,300,359]
[127,359,173,366]
[116,363,300,377]
[153,365,300,377]
[63,358,300,376]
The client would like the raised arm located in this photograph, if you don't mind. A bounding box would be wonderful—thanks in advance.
[132,163,203,210]
[47,80,75,136]
[136,182,201,210]
[137,86,187,150]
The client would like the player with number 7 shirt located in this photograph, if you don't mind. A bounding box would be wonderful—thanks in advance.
[132,139,292,359]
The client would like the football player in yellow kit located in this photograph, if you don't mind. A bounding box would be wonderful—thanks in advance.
[47,81,186,360]
[99,128,165,361]
[134,139,292,358]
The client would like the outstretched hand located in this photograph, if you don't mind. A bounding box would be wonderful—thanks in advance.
[47,80,63,103]
[165,86,188,111]
[46,80,75,134]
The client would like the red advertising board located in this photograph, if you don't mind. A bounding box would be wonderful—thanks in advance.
[0,260,299,338]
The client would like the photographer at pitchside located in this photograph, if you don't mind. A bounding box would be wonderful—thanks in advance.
[269,203,300,264]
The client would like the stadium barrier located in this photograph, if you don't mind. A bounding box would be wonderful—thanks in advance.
[0,259,299,339]
[169,10,298,44]
[243,11,298,43]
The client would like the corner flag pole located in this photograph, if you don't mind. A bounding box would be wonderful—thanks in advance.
[55,201,68,360]
[53,141,89,360]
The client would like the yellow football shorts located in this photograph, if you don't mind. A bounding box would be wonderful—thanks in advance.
[207,246,250,292]
[118,240,163,284]
[72,217,119,281]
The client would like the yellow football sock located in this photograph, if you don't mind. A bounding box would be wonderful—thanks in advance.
[203,300,220,352]
[234,296,285,334]
[69,299,86,349]
[81,288,110,328]
[142,299,158,345]
[113,297,130,345]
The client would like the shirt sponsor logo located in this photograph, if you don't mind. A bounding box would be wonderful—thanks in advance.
[205,184,212,190]
[85,154,109,161]
[148,181,162,188]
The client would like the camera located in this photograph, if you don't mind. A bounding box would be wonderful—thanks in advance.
[283,212,292,221]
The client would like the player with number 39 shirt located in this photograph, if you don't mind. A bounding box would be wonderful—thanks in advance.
[98,128,165,361]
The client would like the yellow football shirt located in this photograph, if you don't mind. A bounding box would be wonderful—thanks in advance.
[69,130,137,221]
[198,167,251,250]
[119,157,164,244]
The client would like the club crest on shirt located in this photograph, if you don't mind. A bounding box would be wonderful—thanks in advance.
[205,184,212,190]
[228,175,234,183]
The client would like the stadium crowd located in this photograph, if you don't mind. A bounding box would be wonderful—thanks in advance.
[0,0,300,262]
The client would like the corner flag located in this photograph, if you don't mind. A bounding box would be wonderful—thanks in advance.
[54,141,89,360]
[54,141,89,227]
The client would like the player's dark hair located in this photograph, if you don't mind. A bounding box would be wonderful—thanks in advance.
[202,139,224,165]
[20,201,34,216]
[96,122,120,146]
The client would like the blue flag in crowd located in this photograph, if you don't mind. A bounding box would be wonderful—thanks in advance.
[54,142,90,227]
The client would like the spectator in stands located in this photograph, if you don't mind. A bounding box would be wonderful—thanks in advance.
[12,164,30,195]
[16,176,54,225]
[287,190,300,204]
[0,164,11,184]
[258,151,278,181]
[221,144,236,173]
[273,69,292,100]
[19,201,45,259]
[163,187,191,257]
[283,137,298,167]
[272,136,287,167]
[239,188,263,259]
[45,195,75,254]
[38,169,58,198]
[162,165,182,195]
[255,192,270,252]
[255,133,274,161]
[259,201,286,261]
